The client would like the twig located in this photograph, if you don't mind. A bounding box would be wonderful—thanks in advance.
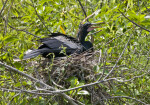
[102,96,148,105]
[1,88,53,95]
[4,0,14,35]
[11,16,23,19]
[98,49,102,63]
[88,30,102,35]
[106,26,133,45]
[0,0,8,16]
[42,72,149,94]
[81,10,100,24]
[103,33,132,80]
[143,2,150,13]
[2,69,148,95]
[30,0,51,34]
[8,24,41,38]
[51,78,64,89]
[98,49,107,81]
[8,91,21,105]
[118,9,150,32]
[0,13,40,38]
[1,87,85,105]
[0,61,78,105]
[77,0,88,21]
[1,14,40,38]
[0,61,52,89]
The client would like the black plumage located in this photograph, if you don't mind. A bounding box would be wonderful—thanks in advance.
[22,22,97,59]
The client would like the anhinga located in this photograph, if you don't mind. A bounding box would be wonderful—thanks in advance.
[20,22,98,60]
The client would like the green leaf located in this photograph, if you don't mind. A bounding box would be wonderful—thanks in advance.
[4,36,18,43]
[14,62,22,69]
[27,80,32,85]
[107,47,112,54]
[77,90,89,95]
[19,53,24,60]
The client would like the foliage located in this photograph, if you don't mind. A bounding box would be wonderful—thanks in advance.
[0,0,150,104]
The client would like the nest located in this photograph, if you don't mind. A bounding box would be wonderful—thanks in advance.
[30,50,110,104]
[35,51,97,85]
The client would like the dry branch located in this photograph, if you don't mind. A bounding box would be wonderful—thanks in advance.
[81,10,100,24]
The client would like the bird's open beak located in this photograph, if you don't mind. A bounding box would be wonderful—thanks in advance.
[87,22,105,32]
[87,26,99,32]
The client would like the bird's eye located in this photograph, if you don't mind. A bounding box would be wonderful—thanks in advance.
[88,25,91,27]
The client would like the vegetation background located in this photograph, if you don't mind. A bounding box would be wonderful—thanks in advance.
[0,0,150,104]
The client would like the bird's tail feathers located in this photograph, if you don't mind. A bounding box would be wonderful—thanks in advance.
[23,49,41,59]
[13,49,41,61]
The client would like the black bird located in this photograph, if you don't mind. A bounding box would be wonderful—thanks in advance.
[20,22,98,60]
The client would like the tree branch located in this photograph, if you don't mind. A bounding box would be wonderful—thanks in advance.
[0,61,78,105]
[38,72,149,94]
[8,24,41,38]
[0,0,8,16]
[81,9,100,24]
[103,33,132,80]
[143,2,150,13]
[30,0,51,34]
[77,0,88,21]
[118,9,150,32]
[106,26,134,45]
[88,29,102,35]
[0,14,41,38]
[102,96,148,105]
[4,0,14,36]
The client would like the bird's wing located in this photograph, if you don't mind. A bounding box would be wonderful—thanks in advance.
[40,34,83,52]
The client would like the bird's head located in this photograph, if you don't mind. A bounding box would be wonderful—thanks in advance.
[77,22,99,42]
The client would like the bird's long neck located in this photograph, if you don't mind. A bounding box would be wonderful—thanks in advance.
[77,31,88,44]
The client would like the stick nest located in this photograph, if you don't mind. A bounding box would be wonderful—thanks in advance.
[30,51,110,103]
[37,51,98,86]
